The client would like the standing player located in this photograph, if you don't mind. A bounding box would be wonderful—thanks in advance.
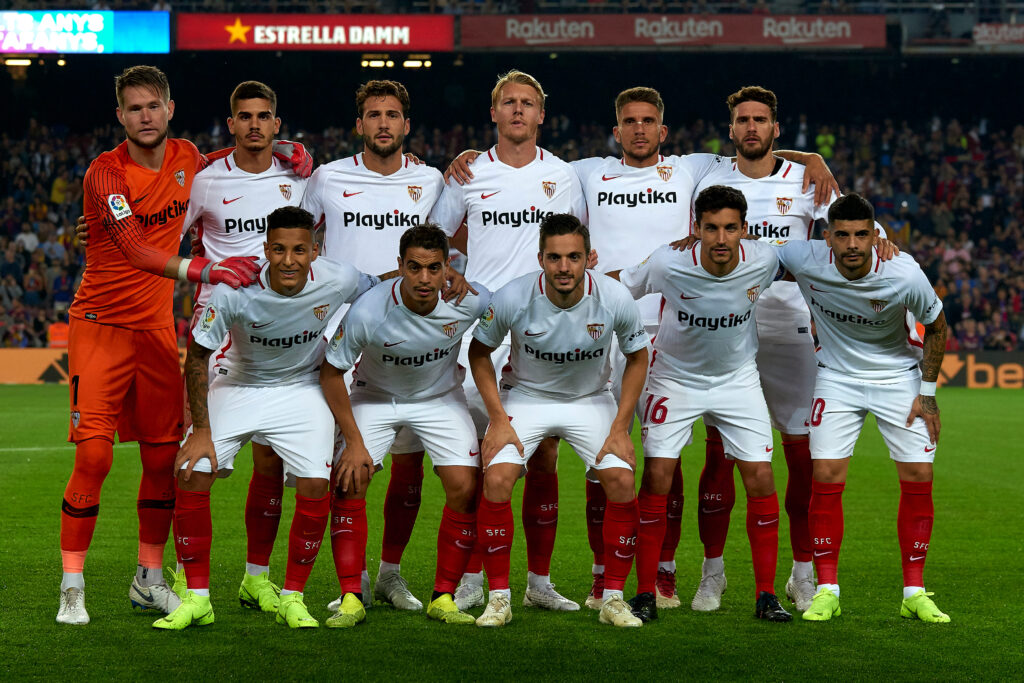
[430,70,587,612]
[58,65,263,625]
[177,80,307,614]
[611,185,792,623]
[155,206,374,630]
[319,225,489,628]
[772,194,950,623]
[470,214,648,628]
[302,80,448,612]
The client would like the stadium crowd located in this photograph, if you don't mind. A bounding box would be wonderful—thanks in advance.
[1,112,1022,351]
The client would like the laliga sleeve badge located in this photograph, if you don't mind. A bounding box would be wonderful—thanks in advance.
[200,305,217,332]
[480,305,495,326]
[107,194,132,221]
[329,324,344,350]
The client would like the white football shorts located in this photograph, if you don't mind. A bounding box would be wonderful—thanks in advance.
[489,389,632,473]
[344,389,480,469]
[460,333,511,438]
[809,368,937,463]
[755,339,818,435]
[344,366,424,454]
[187,382,334,480]
[642,361,774,463]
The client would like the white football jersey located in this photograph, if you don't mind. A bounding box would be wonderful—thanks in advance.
[302,154,443,276]
[184,153,307,307]
[777,241,942,382]
[324,278,491,401]
[193,258,373,386]
[573,153,723,325]
[429,146,586,292]
[473,270,647,400]
[620,241,780,380]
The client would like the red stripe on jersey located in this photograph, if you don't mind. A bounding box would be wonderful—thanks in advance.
[309,263,315,282]
[740,243,746,262]
[391,279,400,304]
[224,156,232,172]
[732,161,737,172]
[539,149,544,160]
[215,332,233,364]
[257,261,269,289]
[587,272,594,294]
[873,249,882,273]
[659,154,664,162]
[537,273,545,294]
[904,309,924,349]
[353,154,360,167]
[658,296,666,325]
[691,244,698,265]
[806,219,814,241]
[782,163,792,178]
[828,250,834,264]
[487,149,495,162]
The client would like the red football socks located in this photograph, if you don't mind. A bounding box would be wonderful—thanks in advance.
[381,460,423,565]
[244,469,283,566]
[697,435,735,558]
[585,480,606,565]
[602,499,639,593]
[783,439,813,563]
[636,490,667,594]
[660,463,684,563]
[331,496,367,595]
[284,493,329,592]
[477,497,513,591]
[60,437,114,572]
[137,442,176,569]
[898,479,934,588]
[435,506,476,594]
[522,470,558,576]
[809,479,845,585]
[746,493,780,596]
[174,488,212,590]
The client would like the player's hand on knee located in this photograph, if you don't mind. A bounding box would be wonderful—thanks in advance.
[444,150,481,185]
[176,430,217,481]
[802,153,839,206]
[441,266,478,304]
[481,420,522,468]
[597,428,635,469]
[272,139,314,178]
[669,235,698,251]
[907,395,941,444]
[74,215,89,247]
[337,444,373,494]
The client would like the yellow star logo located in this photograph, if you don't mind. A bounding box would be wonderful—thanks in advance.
[224,17,251,44]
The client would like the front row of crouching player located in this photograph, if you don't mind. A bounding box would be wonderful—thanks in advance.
[160,185,949,629]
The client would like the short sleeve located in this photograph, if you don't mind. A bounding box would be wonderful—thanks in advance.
[902,262,943,325]
[192,287,234,350]
[428,183,466,237]
[300,167,326,225]
[618,246,667,300]
[472,283,515,347]
[324,311,369,372]
[609,282,648,354]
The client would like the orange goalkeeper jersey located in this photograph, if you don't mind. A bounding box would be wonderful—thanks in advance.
[71,138,203,329]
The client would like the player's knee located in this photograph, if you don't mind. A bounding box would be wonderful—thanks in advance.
[600,468,636,503]
[895,460,933,483]
[739,461,775,497]
[296,477,330,499]
[812,458,848,483]
[391,451,426,466]
[641,459,675,495]
[251,443,284,477]
[528,438,559,473]
[73,438,114,479]
[482,466,517,503]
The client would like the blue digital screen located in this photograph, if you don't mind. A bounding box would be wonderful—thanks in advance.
[0,11,170,54]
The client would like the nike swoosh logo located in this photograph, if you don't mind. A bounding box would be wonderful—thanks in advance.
[487,545,508,553]
[181,556,195,562]
[331,529,353,536]
[298,558,315,564]
[639,519,658,524]
[813,550,831,557]
[403,501,419,508]
[666,513,682,520]
[523,330,546,337]
[263,511,280,517]
[343,190,363,198]
[251,321,274,329]
[809,284,829,292]
[680,294,702,300]
[701,507,725,514]
[909,555,926,561]
[602,175,621,181]
[134,587,154,601]
[480,191,500,199]
[455,540,473,549]
[614,550,633,559]
[537,518,556,525]
[924,446,936,453]
[383,340,406,347]
[757,518,779,526]
[589,518,603,525]
[766,446,774,453]
[469,451,480,458]
[222,196,243,204]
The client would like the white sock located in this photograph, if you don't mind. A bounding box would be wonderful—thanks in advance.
[246,563,270,577]
[61,572,84,591]
[792,560,814,580]
[135,565,163,586]
[527,572,550,590]
[592,564,605,575]
[378,561,401,576]
[361,569,370,583]
[191,588,210,597]
[280,589,300,597]
[176,562,184,572]
[703,556,725,575]
[489,588,511,601]
[602,589,624,601]
[819,583,840,597]
[658,560,676,572]
[462,571,484,586]
[903,585,924,599]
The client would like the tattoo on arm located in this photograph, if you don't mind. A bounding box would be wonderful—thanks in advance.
[185,341,213,429]
[921,313,948,383]
[920,395,939,415]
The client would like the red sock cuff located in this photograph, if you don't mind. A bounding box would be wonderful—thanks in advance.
[638,490,668,509]
[747,493,780,513]
[899,479,933,495]
[295,492,330,515]
[605,498,638,521]
[812,480,846,495]
[333,498,366,513]
[443,505,475,525]
[175,488,210,509]
[391,461,424,479]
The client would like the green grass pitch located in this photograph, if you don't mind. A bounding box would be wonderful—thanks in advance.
[1,385,1021,680]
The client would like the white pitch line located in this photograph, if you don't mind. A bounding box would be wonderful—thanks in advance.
[0,444,140,453]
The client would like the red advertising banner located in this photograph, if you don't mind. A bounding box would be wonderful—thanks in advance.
[972,23,1024,48]
[176,13,454,51]
[461,14,885,49]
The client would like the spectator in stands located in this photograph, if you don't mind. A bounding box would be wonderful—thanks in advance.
[14,221,39,254]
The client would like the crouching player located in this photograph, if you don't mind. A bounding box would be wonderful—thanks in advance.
[154,206,375,630]
[319,224,490,628]
[471,213,649,629]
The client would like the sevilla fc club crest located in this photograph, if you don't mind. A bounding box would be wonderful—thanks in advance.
[443,321,459,338]
[869,299,888,312]
[776,197,792,215]
[279,184,292,200]
[542,181,556,199]
[313,304,330,322]
[175,169,185,187]
[587,323,605,340]
[408,185,423,202]
[656,165,673,182]
[746,285,761,302]
[71,410,80,428]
